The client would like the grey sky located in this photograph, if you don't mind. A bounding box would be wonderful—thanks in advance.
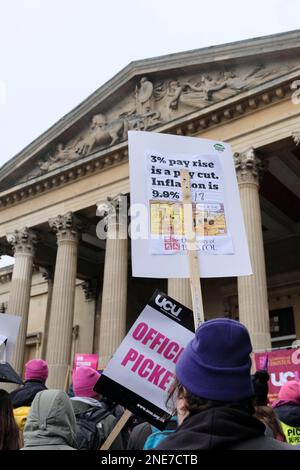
[0,0,299,168]
[0,0,299,268]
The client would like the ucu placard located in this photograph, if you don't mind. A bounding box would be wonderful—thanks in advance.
[148,290,194,332]
[154,294,182,317]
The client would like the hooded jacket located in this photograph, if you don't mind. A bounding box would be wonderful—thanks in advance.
[22,390,77,450]
[156,406,295,450]
[10,380,47,408]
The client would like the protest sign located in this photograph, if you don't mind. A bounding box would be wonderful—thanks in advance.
[128,130,252,278]
[94,290,194,429]
[254,348,300,403]
[0,314,21,362]
[73,353,98,374]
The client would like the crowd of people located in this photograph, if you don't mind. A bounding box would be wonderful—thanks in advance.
[0,318,299,450]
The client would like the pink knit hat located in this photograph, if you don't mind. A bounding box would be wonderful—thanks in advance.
[278,380,300,404]
[25,359,48,382]
[73,366,100,398]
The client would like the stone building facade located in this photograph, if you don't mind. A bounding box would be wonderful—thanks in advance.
[1,31,300,388]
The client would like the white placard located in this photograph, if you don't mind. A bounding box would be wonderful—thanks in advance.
[96,290,194,427]
[0,314,21,362]
[128,130,252,278]
[104,307,193,413]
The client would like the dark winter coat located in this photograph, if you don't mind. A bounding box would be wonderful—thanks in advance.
[71,397,124,450]
[127,422,152,450]
[156,406,296,450]
[10,380,47,408]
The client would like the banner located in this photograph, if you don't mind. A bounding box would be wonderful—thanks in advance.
[254,348,300,403]
[94,290,194,429]
[128,130,252,278]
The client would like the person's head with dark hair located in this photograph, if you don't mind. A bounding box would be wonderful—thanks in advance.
[157,319,294,450]
[254,405,286,441]
[0,389,21,450]
[251,370,286,441]
[252,370,270,406]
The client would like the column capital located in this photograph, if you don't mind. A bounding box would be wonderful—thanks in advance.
[97,194,128,239]
[6,227,37,255]
[97,193,127,219]
[234,147,264,185]
[48,212,82,243]
[81,279,98,302]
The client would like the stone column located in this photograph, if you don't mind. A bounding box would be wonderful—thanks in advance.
[80,280,97,354]
[6,228,37,375]
[46,213,80,388]
[98,196,128,367]
[39,267,54,360]
[234,148,271,350]
[168,279,192,309]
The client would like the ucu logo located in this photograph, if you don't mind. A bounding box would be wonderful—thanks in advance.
[155,295,182,317]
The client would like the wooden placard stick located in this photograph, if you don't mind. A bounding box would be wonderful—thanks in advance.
[64,365,70,393]
[250,352,257,375]
[180,169,204,329]
[100,409,133,450]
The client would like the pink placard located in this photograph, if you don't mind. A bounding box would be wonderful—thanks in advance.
[73,353,98,374]
[254,348,300,403]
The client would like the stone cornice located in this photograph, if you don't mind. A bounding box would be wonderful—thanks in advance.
[0,145,129,209]
[0,68,298,210]
[1,30,300,183]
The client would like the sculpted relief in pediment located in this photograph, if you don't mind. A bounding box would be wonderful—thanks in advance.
[23,59,297,180]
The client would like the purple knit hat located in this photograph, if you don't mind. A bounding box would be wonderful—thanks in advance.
[176,318,254,402]
[25,359,48,382]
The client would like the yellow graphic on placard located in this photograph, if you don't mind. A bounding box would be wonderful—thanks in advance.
[150,201,184,236]
[150,201,227,237]
[195,204,227,236]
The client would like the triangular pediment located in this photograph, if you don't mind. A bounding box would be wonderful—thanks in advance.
[1,30,300,191]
